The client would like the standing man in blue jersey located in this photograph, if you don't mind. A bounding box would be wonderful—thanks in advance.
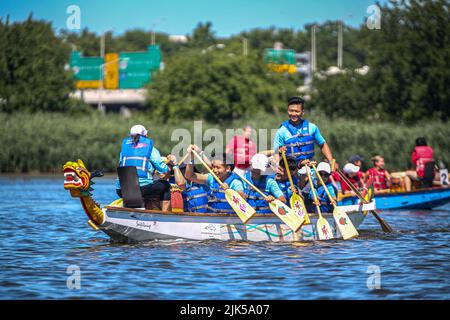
[273,96,335,169]
[116,124,171,210]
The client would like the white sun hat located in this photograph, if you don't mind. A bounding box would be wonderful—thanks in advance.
[130,124,148,136]
[316,162,331,174]
[250,154,269,172]
[343,163,360,174]
[298,166,307,175]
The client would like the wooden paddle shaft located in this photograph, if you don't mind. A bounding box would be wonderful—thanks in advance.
[177,153,191,166]
[336,167,393,232]
[305,165,323,216]
[235,172,269,201]
[311,163,336,208]
[281,151,297,195]
[336,168,367,203]
[191,150,226,189]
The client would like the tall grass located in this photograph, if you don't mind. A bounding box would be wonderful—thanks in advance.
[0,112,448,173]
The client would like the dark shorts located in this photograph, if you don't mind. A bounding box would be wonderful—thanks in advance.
[116,180,171,202]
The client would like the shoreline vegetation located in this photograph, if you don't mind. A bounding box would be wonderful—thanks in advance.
[1,112,448,174]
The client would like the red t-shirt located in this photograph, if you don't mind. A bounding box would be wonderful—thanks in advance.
[226,135,257,169]
[341,172,362,193]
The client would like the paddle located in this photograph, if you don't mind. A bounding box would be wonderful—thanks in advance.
[280,150,311,225]
[191,150,255,223]
[235,172,304,232]
[305,165,334,240]
[311,163,358,240]
[336,168,393,233]
[177,153,191,166]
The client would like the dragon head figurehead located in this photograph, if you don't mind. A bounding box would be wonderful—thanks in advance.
[63,159,92,197]
[63,159,105,227]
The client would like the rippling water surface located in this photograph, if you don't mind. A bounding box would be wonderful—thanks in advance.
[0,176,449,299]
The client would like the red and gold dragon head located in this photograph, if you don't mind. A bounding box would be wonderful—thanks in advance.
[63,159,92,197]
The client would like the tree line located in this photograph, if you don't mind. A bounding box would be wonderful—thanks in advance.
[0,0,448,123]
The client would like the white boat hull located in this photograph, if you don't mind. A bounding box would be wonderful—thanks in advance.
[97,202,375,242]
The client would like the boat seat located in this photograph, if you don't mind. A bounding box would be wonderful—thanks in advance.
[117,166,145,209]
[421,161,435,188]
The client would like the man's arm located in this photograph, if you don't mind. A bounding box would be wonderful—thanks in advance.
[150,147,169,173]
[320,142,334,164]
[185,163,209,185]
[185,145,209,185]
[272,127,285,165]
[269,179,287,203]
[230,179,246,198]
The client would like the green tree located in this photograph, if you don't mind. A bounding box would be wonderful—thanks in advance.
[310,0,450,123]
[146,50,296,122]
[189,22,216,49]
[0,15,75,113]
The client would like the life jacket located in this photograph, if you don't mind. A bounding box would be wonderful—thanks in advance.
[182,183,208,213]
[207,173,240,214]
[281,119,315,161]
[276,176,299,201]
[119,136,154,179]
[245,174,271,214]
[340,173,361,192]
[315,183,338,213]
[366,168,387,190]
[414,146,434,178]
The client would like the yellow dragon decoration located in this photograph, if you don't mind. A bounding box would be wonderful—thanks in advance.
[63,159,114,230]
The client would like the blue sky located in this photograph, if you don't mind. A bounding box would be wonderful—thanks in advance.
[1,0,390,36]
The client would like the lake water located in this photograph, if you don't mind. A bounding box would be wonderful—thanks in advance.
[0,176,449,299]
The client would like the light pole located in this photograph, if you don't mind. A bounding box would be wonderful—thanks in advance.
[338,20,343,69]
[311,25,317,73]
[242,37,248,56]
[150,18,166,45]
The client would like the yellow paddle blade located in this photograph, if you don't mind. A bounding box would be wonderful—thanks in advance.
[225,189,256,224]
[290,193,311,225]
[316,215,334,240]
[269,199,304,232]
[332,206,359,240]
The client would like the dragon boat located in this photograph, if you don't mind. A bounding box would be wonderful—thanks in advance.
[338,187,450,210]
[64,159,375,243]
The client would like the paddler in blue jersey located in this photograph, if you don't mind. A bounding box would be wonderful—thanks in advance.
[243,154,286,214]
[116,124,171,210]
[273,96,335,170]
[168,155,210,213]
[275,155,300,202]
[308,162,337,213]
[184,144,245,214]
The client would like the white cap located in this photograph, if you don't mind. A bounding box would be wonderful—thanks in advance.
[343,163,360,174]
[317,162,331,174]
[250,154,269,172]
[298,166,307,175]
[130,124,147,136]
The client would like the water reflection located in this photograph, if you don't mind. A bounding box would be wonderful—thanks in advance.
[0,176,449,299]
